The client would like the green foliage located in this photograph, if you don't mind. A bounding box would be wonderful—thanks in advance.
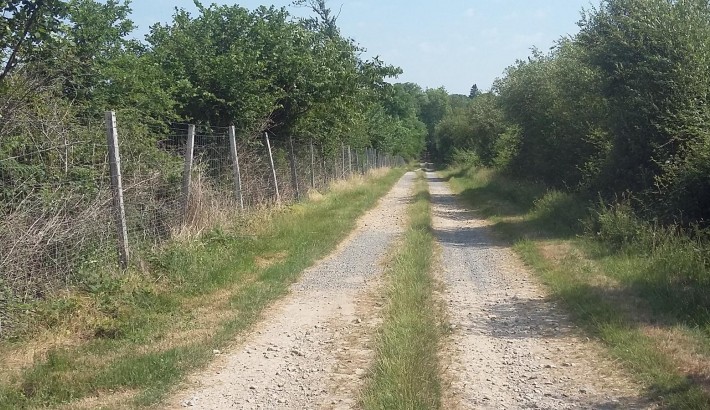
[450,148,481,168]
[0,0,67,81]
[577,0,710,222]
[494,41,609,187]
[432,92,507,165]
[435,0,710,226]
[468,83,480,99]
[3,0,420,151]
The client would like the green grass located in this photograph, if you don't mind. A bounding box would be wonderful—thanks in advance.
[360,171,443,410]
[442,165,710,409]
[0,169,404,410]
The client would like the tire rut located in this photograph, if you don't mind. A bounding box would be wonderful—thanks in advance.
[167,172,415,410]
[428,172,655,410]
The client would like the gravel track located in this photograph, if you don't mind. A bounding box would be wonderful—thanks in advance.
[428,172,655,410]
[168,172,415,410]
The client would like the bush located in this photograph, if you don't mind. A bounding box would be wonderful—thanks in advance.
[450,148,481,168]
[588,197,710,322]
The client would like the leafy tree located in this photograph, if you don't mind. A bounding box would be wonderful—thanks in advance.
[578,0,710,222]
[420,87,450,160]
[433,92,506,165]
[495,41,608,187]
[0,0,67,82]
[293,0,340,39]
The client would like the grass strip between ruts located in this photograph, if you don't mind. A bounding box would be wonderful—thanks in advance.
[361,171,443,410]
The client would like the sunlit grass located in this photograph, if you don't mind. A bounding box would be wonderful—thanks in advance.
[361,171,443,410]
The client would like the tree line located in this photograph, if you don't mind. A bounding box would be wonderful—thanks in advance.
[431,0,710,228]
[0,0,428,167]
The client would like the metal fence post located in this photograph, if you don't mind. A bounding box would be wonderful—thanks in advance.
[182,124,196,220]
[105,111,129,270]
[354,149,360,175]
[229,126,244,210]
[288,135,300,200]
[310,139,316,189]
[341,142,346,179]
[264,132,281,204]
[347,145,352,176]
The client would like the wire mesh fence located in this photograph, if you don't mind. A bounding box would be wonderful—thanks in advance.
[0,111,404,334]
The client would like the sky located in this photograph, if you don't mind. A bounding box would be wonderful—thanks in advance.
[129,1,594,95]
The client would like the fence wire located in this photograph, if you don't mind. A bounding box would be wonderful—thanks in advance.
[0,112,404,336]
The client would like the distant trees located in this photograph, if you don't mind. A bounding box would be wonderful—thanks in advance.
[468,84,480,99]
[431,0,710,226]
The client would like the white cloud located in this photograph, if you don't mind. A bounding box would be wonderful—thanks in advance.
[465,8,476,18]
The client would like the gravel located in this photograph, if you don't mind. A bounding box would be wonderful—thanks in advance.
[168,172,415,410]
[428,172,656,410]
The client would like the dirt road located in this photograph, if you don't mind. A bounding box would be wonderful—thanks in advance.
[167,171,653,409]
[169,172,415,409]
[428,172,653,409]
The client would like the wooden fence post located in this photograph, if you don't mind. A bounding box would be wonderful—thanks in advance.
[229,126,244,210]
[288,135,300,200]
[264,132,281,204]
[182,124,196,220]
[105,111,129,270]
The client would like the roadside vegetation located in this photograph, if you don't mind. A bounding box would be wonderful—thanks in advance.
[0,169,403,409]
[360,172,444,410]
[443,166,710,408]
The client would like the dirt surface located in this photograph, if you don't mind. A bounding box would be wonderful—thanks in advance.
[166,171,656,410]
[428,172,656,410]
[168,172,415,410]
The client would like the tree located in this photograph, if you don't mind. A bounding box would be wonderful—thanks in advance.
[293,0,340,39]
[578,0,710,222]
[494,41,609,187]
[468,83,480,99]
[0,0,67,82]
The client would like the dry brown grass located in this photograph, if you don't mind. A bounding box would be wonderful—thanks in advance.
[137,279,256,356]
[643,326,710,394]
[172,171,244,242]
[53,389,139,410]
[307,188,325,202]
[254,251,288,269]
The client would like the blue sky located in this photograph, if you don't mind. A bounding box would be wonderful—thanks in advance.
[129,1,594,95]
